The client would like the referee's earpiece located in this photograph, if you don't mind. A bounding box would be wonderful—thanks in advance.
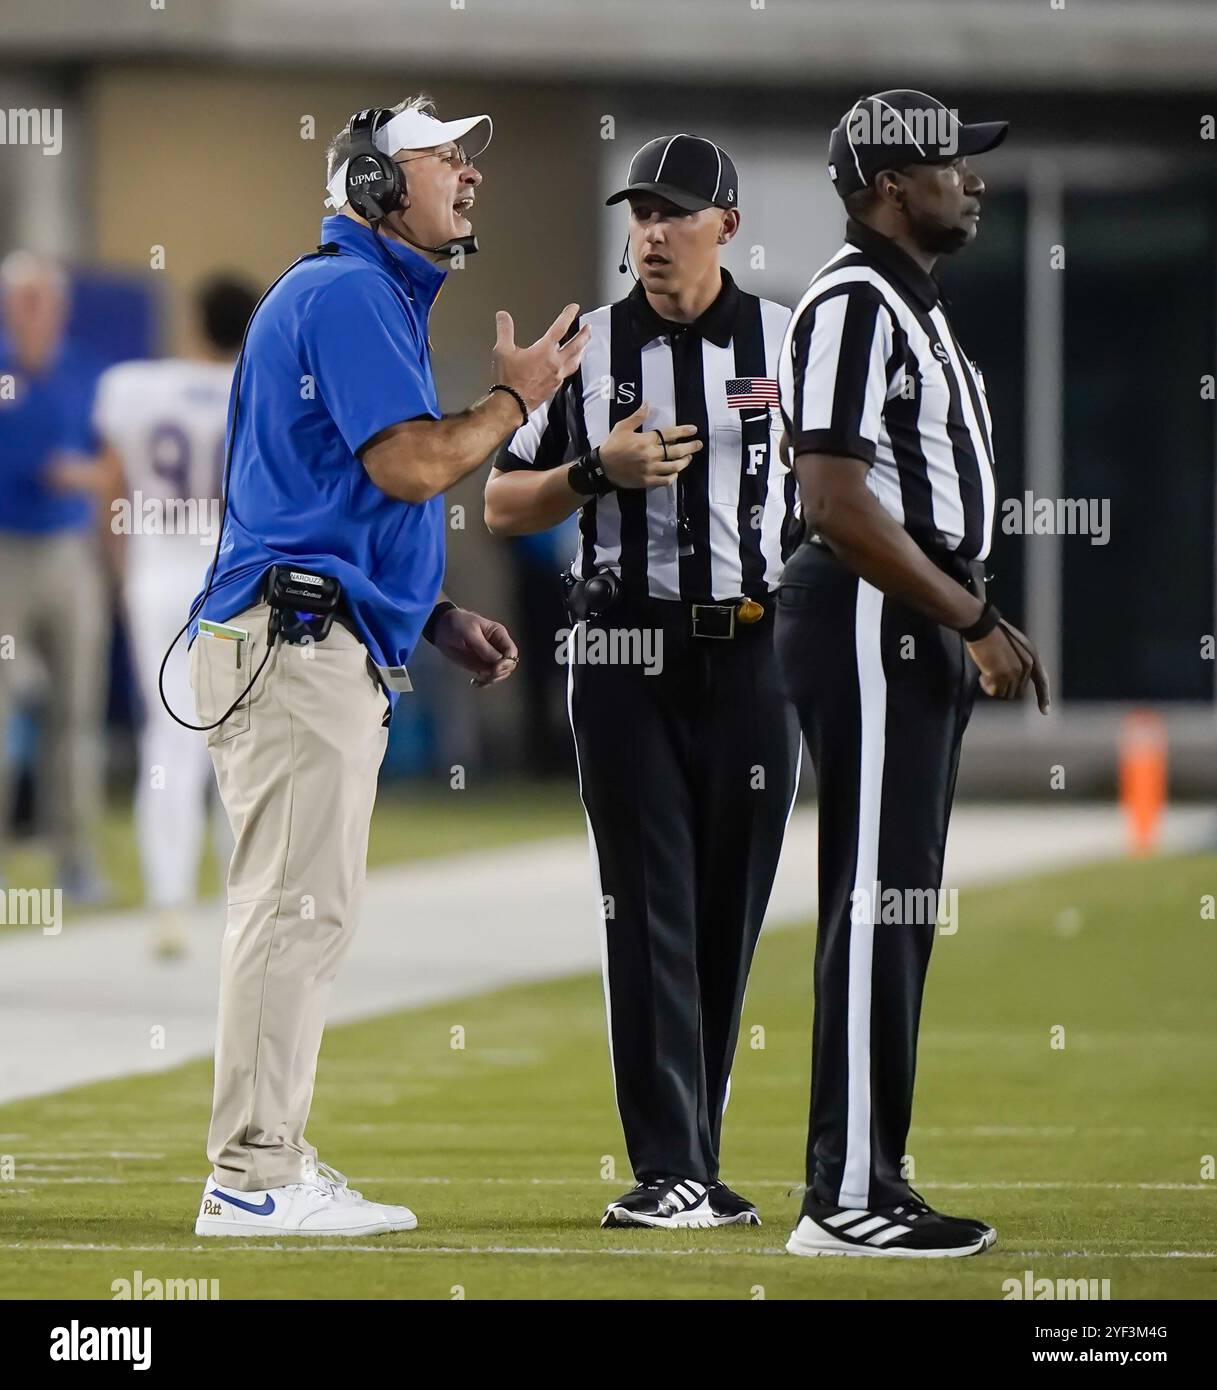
[345,108,404,224]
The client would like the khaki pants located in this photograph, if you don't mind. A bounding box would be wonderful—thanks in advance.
[190,601,389,1191]
[0,531,109,866]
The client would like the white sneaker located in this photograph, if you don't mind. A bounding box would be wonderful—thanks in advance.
[302,1158,419,1229]
[194,1159,417,1238]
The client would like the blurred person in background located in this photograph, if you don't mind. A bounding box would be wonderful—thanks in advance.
[94,275,259,958]
[0,251,111,904]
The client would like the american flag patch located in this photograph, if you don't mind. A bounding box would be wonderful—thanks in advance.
[725,377,779,409]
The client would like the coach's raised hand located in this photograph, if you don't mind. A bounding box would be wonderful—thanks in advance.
[362,304,589,505]
[493,303,591,412]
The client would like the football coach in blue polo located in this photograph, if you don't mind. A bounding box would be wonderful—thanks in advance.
[185,94,591,1240]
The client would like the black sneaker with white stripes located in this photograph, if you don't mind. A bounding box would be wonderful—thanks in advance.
[707,1180,761,1226]
[601,1177,717,1229]
[786,1194,996,1258]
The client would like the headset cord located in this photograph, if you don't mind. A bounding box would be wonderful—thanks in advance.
[175,637,277,734]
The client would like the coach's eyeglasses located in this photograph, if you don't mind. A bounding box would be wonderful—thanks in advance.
[395,144,476,172]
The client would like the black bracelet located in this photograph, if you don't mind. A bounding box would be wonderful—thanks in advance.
[568,447,614,498]
[488,383,529,426]
[422,600,458,645]
[960,600,1002,643]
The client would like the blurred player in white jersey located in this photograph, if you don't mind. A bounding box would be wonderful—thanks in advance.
[94,276,258,956]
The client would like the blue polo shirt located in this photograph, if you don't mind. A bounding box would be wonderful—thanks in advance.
[191,215,448,689]
[0,335,101,535]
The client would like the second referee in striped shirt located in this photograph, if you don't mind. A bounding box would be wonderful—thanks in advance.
[485,134,800,1229]
[777,91,1050,1260]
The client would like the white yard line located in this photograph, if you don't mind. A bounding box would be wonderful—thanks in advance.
[0,1241,1213,1260]
[4,1175,1214,1192]
[0,803,1211,1105]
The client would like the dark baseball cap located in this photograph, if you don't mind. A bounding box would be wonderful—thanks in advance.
[827,89,1008,199]
[605,133,738,212]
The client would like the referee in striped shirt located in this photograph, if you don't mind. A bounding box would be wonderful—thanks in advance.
[775,92,1049,1260]
[485,134,801,1229]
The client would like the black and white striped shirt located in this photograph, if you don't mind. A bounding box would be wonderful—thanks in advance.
[778,218,996,562]
[497,271,800,602]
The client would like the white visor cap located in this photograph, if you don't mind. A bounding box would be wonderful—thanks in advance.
[325,108,493,210]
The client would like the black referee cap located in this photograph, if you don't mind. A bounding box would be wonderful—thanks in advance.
[606,134,738,212]
[827,90,1008,199]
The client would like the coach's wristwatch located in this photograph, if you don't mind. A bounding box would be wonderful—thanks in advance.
[568,447,614,497]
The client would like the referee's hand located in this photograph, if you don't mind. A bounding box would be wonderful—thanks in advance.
[967,618,1051,713]
[494,303,592,414]
[598,402,702,489]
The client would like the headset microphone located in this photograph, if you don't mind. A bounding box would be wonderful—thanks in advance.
[618,234,634,277]
[400,232,479,260]
[440,234,479,258]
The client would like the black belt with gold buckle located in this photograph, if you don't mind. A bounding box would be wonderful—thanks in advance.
[690,604,735,640]
[689,598,767,640]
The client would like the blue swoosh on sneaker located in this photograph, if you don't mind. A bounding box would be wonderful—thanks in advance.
[209,1188,276,1216]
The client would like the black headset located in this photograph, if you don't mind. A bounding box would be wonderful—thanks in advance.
[343,107,479,262]
[344,108,407,223]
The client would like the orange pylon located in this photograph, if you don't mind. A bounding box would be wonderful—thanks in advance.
[1118,710,1167,856]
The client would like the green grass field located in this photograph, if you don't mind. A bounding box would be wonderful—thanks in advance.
[1,852,1214,1300]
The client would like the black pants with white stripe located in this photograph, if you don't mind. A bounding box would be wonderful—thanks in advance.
[775,541,980,1210]
[568,598,800,1185]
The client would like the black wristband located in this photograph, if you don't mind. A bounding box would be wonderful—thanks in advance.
[568,447,614,498]
[959,600,1002,643]
[422,600,457,645]
[488,383,529,426]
